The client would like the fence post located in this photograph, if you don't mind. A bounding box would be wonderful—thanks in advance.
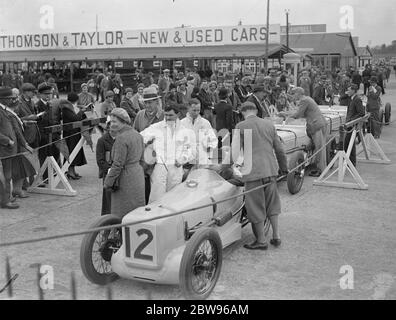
[5,256,12,298]
[71,272,77,300]
[37,264,44,300]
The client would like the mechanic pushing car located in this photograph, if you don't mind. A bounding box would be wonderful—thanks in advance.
[279,87,328,177]
[232,101,288,250]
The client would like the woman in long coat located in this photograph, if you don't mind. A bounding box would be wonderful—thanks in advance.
[104,108,145,218]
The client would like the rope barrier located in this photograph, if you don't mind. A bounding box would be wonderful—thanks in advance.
[0,136,336,248]
[0,126,95,161]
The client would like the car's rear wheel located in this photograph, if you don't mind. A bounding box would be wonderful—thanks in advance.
[179,228,222,300]
[384,103,391,125]
[287,151,306,194]
[80,214,122,285]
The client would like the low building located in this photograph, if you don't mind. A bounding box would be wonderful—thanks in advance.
[281,32,357,70]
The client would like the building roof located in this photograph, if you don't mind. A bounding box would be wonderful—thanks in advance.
[0,44,292,62]
[281,32,357,56]
[357,46,372,57]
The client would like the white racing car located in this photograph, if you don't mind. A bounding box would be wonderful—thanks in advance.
[80,168,273,299]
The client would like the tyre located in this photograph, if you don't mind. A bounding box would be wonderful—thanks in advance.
[384,103,391,125]
[287,151,306,195]
[179,228,222,300]
[80,214,122,285]
[379,109,384,124]
[326,139,338,166]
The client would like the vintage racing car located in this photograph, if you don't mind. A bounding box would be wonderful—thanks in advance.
[80,168,271,299]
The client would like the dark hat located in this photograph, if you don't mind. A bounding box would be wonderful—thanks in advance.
[186,75,195,81]
[67,92,79,103]
[218,88,229,100]
[124,87,133,94]
[110,108,131,124]
[37,82,53,94]
[369,76,378,83]
[21,83,36,92]
[348,83,359,91]
[0,87,13,98]
[169,83,177,90]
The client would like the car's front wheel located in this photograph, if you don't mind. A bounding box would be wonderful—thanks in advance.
[179,228,222,300]
[80,214,122,285]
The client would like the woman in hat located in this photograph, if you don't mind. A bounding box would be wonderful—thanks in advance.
[104,108,145,218]
[61,92,92,180]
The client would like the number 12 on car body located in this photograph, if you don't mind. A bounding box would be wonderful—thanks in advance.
[124,225,157,266]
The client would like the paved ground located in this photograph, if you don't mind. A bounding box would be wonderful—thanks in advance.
[1,79,396,300]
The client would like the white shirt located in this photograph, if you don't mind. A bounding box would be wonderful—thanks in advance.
[181,114,218,165]
[140,119,196,165]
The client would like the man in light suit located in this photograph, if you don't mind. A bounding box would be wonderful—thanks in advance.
[232,102,288,250]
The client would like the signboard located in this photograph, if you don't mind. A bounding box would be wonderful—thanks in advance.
[114,61,123,68]
[281,24,326,34]
[153,60,162,67]
[174,60,183,67]
[0,24,281,51]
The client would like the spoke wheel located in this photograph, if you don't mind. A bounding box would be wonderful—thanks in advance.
[80,215,122,285]
[287,151,306,194]
[179,228,222,300]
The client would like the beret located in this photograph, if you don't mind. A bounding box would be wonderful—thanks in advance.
[218,88,229,99]
[369,76,378,83]
[110,108,131,124]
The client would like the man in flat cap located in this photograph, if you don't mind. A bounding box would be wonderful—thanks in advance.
[120,87,140,124]
[280,87,327,177]
[366,76,382,138]
[232,101,288,250]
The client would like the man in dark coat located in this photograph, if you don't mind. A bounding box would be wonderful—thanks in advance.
[0,87,33,208]
[36,82,62,171]
[345,84,365,166]
[96,123,116,215]
[17,83,40,148]
[362,65,372,95]
[213,88,233,149]
[61,92,92,179]
[366,76,382,138]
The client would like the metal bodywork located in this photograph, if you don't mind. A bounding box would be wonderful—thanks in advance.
[111,169,244,285]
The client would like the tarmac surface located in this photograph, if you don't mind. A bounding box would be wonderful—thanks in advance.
[1,78,396,300]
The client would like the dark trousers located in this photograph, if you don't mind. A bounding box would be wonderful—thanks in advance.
[145,175,151,205]
[344,131,356,167]
[39,144,60,181]
[101,178,112,215]
[363,83,370,95]
[367,109,381,138]
[0,159,12,205]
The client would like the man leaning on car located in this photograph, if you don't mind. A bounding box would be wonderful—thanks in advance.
[232,101,288,250]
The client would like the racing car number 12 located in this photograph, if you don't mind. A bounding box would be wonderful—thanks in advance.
[125,225,157,263]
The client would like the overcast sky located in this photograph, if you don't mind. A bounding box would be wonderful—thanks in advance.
[0,0,395,47]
